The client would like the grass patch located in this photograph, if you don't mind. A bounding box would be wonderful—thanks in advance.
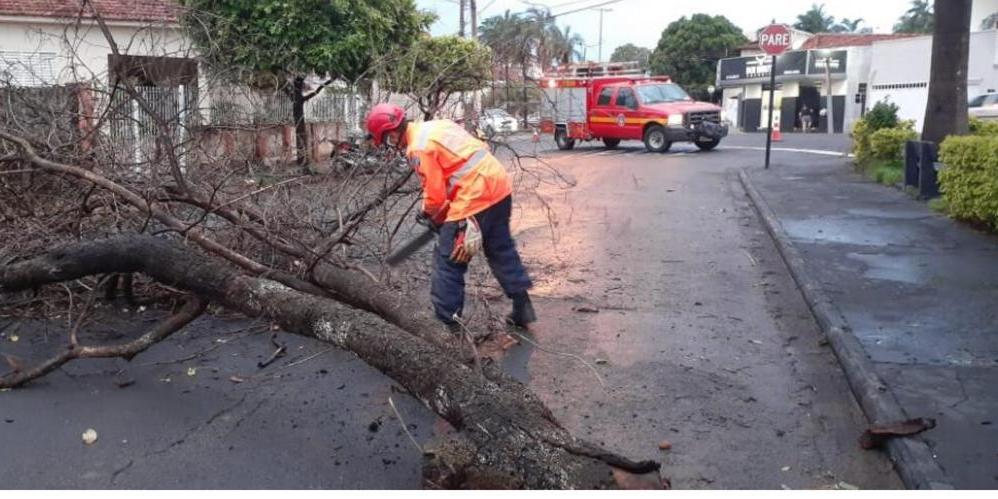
[927,197,949,214]
[858,159,903,187]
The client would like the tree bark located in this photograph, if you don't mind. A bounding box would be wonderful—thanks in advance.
[292,76,310,166]
[0,236,661,489]
[921,0,972,144]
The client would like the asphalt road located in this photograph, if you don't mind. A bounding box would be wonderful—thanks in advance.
[0,132,901,489]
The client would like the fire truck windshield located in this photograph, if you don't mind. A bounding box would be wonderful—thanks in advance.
[635,83,691,104]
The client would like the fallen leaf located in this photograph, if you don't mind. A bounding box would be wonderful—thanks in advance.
[595,358,609,365]
[186,367,197,377]
[82,428,98,445]
[9,335,18,343]
[836,481,859,490]
[859,418,936,449]
[229,375,246,383]
[749,339,763,345]
[781,466,791,472]
[572,306,600,313]
[114,379,135,389]
[160,376,172,383]
[658,440,672,450]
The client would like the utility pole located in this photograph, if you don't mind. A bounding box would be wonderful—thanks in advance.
[597,8,612,62]
[825,55,833,135]
[470,0,477,38]
[459,0,466,37]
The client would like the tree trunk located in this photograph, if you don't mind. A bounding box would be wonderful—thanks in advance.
[459,0,466,37]
[293,76,309,166]
[921,0,972,144]
[0,236,662,489]
[470,0,478,39]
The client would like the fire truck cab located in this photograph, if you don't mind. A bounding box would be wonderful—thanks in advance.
[539,62,727,153]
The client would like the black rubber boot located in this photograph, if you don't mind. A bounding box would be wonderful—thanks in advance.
[507,291,537,328]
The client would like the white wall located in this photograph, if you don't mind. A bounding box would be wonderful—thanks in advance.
[868,30,998,131]
[0,17,190,86]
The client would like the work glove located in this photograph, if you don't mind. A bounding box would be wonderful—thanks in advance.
[450,217,483,264]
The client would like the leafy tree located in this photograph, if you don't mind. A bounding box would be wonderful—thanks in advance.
[982,12,998,30]
[610,43,652,66]
[479,10,525,111]
[179,0,433,165]
[794,3,836,33]
[894,0,934,33]
[649,14,746,99]
[380,36,492,120]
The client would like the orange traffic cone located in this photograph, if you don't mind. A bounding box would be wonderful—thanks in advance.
[771,125,782,142]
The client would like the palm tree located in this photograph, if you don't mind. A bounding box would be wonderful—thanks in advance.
[832,18,868,33]
[550,25,585,66]
[894,0,934,33]
[479,10,523,111]
[794,3,836,33]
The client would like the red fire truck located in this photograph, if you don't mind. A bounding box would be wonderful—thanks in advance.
[538,63,727,153]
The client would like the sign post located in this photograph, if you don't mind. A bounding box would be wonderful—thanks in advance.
[758,24,792,169]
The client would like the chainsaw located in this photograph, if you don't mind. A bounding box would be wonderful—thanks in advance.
[385,214,438,266]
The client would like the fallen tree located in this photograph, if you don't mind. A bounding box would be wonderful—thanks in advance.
[0,235,661,488]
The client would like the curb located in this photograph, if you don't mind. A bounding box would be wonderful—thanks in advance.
[738,169,953,490]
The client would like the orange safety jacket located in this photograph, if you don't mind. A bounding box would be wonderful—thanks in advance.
[405,120,513,222]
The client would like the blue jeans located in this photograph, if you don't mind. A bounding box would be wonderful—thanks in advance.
[431,196,532,324]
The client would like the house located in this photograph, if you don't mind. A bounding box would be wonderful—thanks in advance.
[0,0,361,166]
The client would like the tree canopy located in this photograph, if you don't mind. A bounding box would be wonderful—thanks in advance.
[380,35,492,119]
[894,0,934,34]
[610,44,652,66]
[649,14,746,98]
[794,3,836,33]
[179,0,434,83]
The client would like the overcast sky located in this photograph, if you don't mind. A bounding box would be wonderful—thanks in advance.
[415,0,917,59]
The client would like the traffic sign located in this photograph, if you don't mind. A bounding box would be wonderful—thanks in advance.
[759,24,792,56]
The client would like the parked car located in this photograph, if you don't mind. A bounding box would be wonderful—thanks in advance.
[969,93,998,120]
[479,108,519,135]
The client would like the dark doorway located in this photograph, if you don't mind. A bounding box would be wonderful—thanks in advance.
[797,85,821,132]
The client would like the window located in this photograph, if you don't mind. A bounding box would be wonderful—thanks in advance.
[597,87,614,106]
[635,83,691,104]
[0,51,57,87]
[615,88,637,108]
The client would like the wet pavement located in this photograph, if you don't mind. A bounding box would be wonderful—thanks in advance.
[747,154,998,488]
[1,131,902,489]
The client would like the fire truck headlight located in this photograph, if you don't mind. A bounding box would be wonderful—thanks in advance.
[667,114,684,126]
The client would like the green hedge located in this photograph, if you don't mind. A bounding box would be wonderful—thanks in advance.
[969,117,998,136]
[852,119,915,164]
[938,135,998,229]
[869,124,917,162]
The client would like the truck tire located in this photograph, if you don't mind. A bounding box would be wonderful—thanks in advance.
[602,138,621,149]
[555,128,576,150]
[643,125,671,153]
[695,138,721,151]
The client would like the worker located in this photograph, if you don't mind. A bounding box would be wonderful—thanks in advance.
[365,103,536,332]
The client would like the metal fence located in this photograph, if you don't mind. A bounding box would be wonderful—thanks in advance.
[206,85,364,131]
[107,84,197,165]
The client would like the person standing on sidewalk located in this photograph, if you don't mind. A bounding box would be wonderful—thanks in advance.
[365,103,537,332]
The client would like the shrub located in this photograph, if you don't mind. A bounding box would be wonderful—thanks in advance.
[969,117,998,136]
[938,135,998,229]
[871,161,903,186]
[865,100,900,131]
[869,124,917,162]
[851,118,872,161]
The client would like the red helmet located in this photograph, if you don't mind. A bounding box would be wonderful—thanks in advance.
[366,103,406,146]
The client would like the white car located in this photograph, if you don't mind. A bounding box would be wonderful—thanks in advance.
[479,108,519,135]
[969,93,998,120]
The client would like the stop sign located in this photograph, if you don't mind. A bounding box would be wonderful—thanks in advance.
[759,24,792,56]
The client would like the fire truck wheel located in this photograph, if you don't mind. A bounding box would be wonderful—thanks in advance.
[602,138,621,149]
[643,125,671,153]
[695,138,721,151]
[555,128,576,150]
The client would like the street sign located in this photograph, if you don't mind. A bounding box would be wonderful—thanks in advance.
[759,24,792,56]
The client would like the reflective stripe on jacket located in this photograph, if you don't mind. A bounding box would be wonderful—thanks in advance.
[405,120,513,222]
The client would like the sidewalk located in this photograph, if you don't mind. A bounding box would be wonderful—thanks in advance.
[742,155,998,489]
